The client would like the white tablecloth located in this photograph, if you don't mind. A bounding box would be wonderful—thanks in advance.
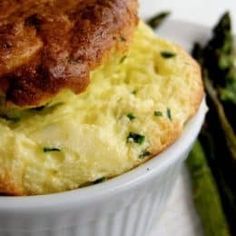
[140,0,236,32]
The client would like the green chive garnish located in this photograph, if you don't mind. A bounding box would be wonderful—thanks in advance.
[93,177,107,184]
[120,55,127,63]
[127,113,136,121]
[161,51,176,59]
[0,114,20,123]
[127,132,145,145]
[43,147,61,153]
[139,150,151,159]
[167,108,172,121]
[31,105,47,112]
[154,111,163,117]
[120,36,127,42]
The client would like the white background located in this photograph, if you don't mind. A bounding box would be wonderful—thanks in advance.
[140,0,236,32]
[139,1,235,235]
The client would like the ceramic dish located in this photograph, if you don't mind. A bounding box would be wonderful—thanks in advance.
[0,98,207,236]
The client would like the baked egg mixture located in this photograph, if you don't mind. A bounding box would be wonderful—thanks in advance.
[0,23,203,195]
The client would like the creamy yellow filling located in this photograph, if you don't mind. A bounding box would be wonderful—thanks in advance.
[0,22,200,194]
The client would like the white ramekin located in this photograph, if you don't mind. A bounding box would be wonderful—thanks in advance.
[0,100,207,236]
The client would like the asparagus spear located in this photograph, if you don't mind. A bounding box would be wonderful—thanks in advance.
[192,12,236,234]
[192,12,236,165]
[187,141,230,236]
[147,12,170,29]
[199,130,236,235]
[201,12,236,130]
[204,74,236,161]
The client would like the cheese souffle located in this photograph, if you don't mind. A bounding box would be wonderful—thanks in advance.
[0,0,203,195]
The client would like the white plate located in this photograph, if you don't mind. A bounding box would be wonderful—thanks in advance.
[156,19,211,51]
[148,19,212,236]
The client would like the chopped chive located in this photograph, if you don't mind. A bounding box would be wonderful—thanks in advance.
[9,117,20,123]
[120,55,127,64]
[139,150,151,159]
[43,147,61,153]
[93,177,107,184]
[154,111,163,117]
[160,51,176,59]
[167,108,172,121]
[30,102,63,113]
[31,105,47,112]
[127,132,145,145]
[127,113,136,121]
[120,36,127,42]
[0,114,20,123]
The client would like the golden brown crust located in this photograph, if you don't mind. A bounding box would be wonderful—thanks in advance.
[0,170,24,196]
[0,0,138,107]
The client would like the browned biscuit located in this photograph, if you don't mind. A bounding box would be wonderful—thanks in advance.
[0,0,138,107]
